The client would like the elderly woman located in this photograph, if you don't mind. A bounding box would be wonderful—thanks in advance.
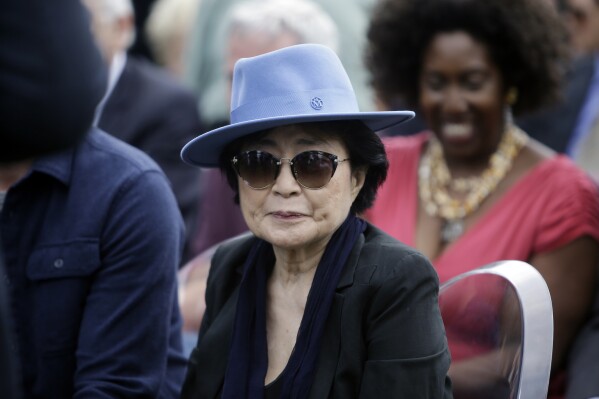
[365,0,599,397]
[179,44,452,398]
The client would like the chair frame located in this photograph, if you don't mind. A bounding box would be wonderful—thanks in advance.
[440,260,554,399]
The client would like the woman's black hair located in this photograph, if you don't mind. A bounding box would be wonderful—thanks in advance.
[366,0,569,116]
[218,120,388,215]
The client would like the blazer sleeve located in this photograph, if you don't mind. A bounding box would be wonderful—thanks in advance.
[359,252,452,399]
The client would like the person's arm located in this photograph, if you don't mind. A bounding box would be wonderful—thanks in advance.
[531,236,599,370]
[448,351,519,399]
[179,246,216,333]
[447,285,524,399]
[73,170,186,398]
[359,253,451,398]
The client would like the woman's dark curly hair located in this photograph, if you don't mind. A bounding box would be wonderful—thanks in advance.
[366,0,569,116]
[218,120,388,215]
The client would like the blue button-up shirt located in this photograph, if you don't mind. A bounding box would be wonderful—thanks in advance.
[0,129,187,398]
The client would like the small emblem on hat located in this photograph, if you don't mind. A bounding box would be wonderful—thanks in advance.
[310,97,324,110]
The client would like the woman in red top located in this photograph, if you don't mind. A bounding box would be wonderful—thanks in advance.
[365,0,599,397]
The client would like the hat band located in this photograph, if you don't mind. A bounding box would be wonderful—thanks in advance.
[230,89,359,124]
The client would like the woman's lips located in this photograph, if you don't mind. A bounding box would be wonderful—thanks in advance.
[442,123,472,139]
[270,211,305,219]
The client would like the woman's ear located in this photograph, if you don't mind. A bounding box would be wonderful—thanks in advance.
[350,166,367,199]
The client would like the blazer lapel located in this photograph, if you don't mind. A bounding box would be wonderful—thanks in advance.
[308,233,365,398]
[191,286,239,398]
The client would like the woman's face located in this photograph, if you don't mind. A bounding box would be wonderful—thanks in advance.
[236,125,365,254]
[565,0,599,55]
[419,31,507,162]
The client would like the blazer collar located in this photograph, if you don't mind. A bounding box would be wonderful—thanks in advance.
[336,228,365,290]
[308,226,366,398]
[188,286,239,398]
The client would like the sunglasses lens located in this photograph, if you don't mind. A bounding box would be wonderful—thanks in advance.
[294,151,335,189]
[236,151,277,189]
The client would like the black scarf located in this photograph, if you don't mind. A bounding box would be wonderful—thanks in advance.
[222,214,366,399]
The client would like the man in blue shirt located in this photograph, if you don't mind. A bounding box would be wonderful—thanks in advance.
[0,128,187,397]
[1,0,109,397]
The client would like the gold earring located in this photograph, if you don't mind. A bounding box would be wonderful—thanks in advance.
[506,87,518,106]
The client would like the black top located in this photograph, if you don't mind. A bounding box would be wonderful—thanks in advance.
[264,375,284,399]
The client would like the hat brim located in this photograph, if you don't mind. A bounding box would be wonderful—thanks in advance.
[181,111,415,167]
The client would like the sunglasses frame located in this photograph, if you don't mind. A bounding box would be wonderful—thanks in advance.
[231,150,349,190]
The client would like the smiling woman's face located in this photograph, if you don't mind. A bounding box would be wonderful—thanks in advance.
[236,124,365,255]
[419,31,507,163]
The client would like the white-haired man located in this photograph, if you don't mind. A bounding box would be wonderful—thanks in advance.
[83,0,203,262]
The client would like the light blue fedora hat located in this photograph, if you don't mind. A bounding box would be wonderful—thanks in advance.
[181,43,414,167]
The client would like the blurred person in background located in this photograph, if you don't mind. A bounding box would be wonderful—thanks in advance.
[564,0,599,57]
[559,3,599,398]
[128,0,159,60]
[518,0,599,180]
[179,0,341,351]
[183,0,377,133]
[561,0,599,177]
[365,0,599,397]
[145,0,201,79]
[83,0,203,263]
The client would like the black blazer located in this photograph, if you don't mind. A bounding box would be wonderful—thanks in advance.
[182,223,452,398]
[98,56,203,261]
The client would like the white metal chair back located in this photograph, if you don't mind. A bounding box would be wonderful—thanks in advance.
[439,261,553,399]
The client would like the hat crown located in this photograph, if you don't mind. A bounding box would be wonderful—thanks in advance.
[180,43,414,167]
[230,44,359,124]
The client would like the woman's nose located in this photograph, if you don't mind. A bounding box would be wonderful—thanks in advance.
[272,158,301,195]
[442,87,468,114]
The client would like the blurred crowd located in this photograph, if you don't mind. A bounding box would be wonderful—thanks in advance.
[1,0,599,398]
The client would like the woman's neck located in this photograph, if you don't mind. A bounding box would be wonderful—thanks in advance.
[271,247,323,286]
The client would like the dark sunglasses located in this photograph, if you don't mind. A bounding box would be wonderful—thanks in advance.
[231,150,349,190]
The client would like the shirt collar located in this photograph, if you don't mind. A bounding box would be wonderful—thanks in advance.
[29,134,83,186]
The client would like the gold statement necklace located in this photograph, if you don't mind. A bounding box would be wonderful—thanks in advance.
[419,125,529,243]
